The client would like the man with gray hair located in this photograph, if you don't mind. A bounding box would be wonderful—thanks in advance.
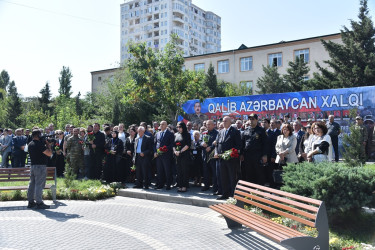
[133,126,153,189]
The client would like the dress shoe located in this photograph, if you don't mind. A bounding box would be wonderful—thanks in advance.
[213,191,222,196]
[27,201,36,209]
[216,195,228,200]
[201,186,209,191]
[133,185,142,189]
[166,186,171,190]
[36,202,50,209]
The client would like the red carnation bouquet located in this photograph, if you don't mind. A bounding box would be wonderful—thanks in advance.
[54,143,60,151]
[175,142,182,151]
[221,148,239,160]
[157,145,168,155]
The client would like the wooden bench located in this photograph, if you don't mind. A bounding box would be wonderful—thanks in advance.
[210,180,328,250]
[0,167,57,202]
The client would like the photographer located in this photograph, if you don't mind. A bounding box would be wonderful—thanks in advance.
[27,129,52,209]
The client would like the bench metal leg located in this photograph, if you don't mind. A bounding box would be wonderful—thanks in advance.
[224,216,242,229]
[50,185,57,203]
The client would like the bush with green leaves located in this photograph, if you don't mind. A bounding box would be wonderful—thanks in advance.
[281,162,375,218]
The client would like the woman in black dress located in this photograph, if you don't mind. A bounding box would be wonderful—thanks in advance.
[125,126,137,183]
[103,131,124,183]
[54,130,65,177]
[173,122,191,192]
[191,130,203,187]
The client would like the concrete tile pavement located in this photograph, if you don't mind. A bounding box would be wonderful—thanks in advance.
[0,197,286,250]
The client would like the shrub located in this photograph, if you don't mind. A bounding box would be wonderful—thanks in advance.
[281,162,375,217]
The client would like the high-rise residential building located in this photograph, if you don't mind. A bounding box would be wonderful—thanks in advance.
[120,0,221,62]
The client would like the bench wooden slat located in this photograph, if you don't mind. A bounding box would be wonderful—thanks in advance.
[235,186,319,213]
[235,195,316,228]
[235,190,318,220]
[0,184,53,190]
[237,180,322,206]
[211,204,306,243]
[215,204,306,238]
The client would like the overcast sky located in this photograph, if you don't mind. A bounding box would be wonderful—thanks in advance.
[0,0,373,98]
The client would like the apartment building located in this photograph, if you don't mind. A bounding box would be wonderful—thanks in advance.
[183,33,342,94]
[120,0,221,61]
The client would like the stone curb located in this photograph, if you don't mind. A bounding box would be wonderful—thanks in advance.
[118,188,226,207]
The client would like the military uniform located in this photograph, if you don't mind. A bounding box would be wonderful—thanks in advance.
[356,124,368,159]
[66,135,84,176]
[241,125,268,185]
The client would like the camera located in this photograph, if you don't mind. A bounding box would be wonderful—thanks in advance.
[40,134,56,144]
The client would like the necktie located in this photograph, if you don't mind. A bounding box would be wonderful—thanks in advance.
[160,131,164,141]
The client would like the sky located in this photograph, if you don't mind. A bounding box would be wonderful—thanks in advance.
[0,0,374,98]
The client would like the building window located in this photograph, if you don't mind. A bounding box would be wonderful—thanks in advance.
[240,81,253,95]
[218,60,229,73]
[98,77,102,81]
[295,49,309,63]
[268,53,282,67]
[240,57,253,71]
[303,76,309,81]
[194,63,205,72]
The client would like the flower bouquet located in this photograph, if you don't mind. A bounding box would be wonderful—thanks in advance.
[87,132,96,152]
[221,148,239,160]
[202,133,210,144]
[131,165,136,172]
[55,143,61,155]
[175,142,182,151]
[157,145,168,155]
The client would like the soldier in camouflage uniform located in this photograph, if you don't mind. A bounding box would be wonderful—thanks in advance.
[66,128,84,177]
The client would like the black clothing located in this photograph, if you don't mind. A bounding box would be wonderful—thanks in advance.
[103,137,124,183]
[175,132,191,188]
[215,126,241,198]
[191,139,203,178]
[28,140,47,165]
[90,131,105,179]
[313,141,330,155]
[241,125,268,185]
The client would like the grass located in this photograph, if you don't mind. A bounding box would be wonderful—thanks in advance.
[0,178,119,201]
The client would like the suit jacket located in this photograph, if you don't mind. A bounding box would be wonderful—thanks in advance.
[133,134,153,162]
[154,129,174,157]
[12,135,27,156]
[0,135,12,154]
[215,126,241,155]
[266,129,278,159]
[294,130,305,154]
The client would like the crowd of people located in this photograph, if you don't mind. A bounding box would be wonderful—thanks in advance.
[0,112,373,200]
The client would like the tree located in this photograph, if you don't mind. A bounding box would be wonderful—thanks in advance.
[58,66,73,98]
[204,63,226,97]
[284,56,310,92]
[312,0,375,89]
[38,82,52,114]
[256,65,287,94]
[6,81,23,127]
[0,70,10,91]
[119,34,210,123]
[75,92,83,116]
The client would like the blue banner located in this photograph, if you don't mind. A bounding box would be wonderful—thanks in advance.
[181,86,375,127]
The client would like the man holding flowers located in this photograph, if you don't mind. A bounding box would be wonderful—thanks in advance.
[214,116,241,200]
[154,121,174,190]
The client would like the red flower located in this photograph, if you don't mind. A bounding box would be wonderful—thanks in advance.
[55,143,59,146]
[160,146,168,152]
[88,132,94,135]
[104,149,109,155]
[176,142,181,146]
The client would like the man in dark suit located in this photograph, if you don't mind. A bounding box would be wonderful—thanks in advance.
[293,121,305,155]
[133,126,153,189]
[263,119,278,187]
[12,128,27,168]
[154,121,174,190]
[214,116,241,200]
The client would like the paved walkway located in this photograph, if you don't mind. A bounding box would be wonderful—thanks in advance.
[0,197,285,250]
